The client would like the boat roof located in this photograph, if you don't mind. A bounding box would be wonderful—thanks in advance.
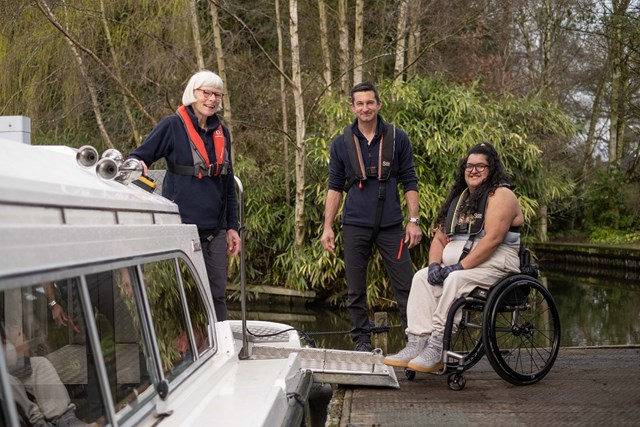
[0,138,178,215]
[0,139,186,281]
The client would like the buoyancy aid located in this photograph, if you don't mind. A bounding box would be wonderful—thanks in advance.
[342,121,396,241]
[168,105,228,179]
[444,189,488,237]
[342,122,396,192]
[445,186,521,261]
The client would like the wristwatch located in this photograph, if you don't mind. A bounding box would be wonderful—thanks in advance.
[408,217,420,225]
[48,300,58,310]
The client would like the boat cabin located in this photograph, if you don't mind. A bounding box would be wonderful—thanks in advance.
[0,138,308,427]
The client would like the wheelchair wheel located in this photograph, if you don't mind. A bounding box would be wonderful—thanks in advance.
[446,306,485,371]
[447,372,466,391]
[404,368,416,380]
[483,275,561,386]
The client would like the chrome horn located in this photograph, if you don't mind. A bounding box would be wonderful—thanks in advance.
[95,149,143,184]
[76,145,100,168]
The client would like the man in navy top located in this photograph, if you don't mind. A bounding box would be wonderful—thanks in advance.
[321,82,422,351]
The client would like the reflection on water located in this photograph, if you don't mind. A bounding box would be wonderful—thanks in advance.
[231,269,640,352]
[544,270,640,347]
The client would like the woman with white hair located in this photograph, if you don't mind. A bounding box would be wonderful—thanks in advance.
[130,70,240,321]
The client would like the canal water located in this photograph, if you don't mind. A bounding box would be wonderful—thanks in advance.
[232,267,640,353]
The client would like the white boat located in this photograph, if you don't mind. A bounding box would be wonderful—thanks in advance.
[0,128,397,427]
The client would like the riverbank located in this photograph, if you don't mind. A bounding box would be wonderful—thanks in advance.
[532,242,640,281]
[326,346,640,426]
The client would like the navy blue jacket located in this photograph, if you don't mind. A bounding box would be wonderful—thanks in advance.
[328,116,418,228]
[130,106,238,232]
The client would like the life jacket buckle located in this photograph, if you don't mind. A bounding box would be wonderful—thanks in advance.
[206,162,229,177]
[208,163,219,177]
[365,166,378,178]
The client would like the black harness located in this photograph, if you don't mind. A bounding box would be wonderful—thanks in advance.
[343,121,396,241]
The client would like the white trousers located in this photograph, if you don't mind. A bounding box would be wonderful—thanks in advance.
[406,240,520,336]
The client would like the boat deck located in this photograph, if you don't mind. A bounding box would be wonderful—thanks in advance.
[328,347,640,426]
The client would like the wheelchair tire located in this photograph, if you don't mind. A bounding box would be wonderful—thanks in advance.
[482,274,561,386]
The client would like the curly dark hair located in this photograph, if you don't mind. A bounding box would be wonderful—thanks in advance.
[435,142,511,228]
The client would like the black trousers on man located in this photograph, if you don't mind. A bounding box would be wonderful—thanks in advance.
[342,223,413,345]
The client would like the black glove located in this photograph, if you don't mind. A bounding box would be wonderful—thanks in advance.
[427,263,444,286]
[441,262,464,280]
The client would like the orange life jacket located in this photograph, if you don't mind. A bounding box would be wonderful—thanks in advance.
[173,105,227,179]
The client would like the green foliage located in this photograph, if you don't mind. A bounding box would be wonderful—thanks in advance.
[589,228,640,245]
[241,77,575,309]
[583,168,640,233]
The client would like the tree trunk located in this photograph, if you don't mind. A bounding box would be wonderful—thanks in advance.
[189,0,205,70]
[338,0,350,95]
[353,0,364,85]
[536,204,548,243]
[276,0,291,204]
[318,0,332,94]
[406,0,422,78]
[99,0,141,145]
[209,1,234,138]
[393,0,408,84]
[608,0,630,167]
[581,72,606,179]
[540,0,553,95]
[289,0,306,248]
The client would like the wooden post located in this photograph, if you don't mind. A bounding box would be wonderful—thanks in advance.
[374,311,389,354]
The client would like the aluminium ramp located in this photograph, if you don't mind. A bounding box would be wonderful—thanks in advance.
[228,321,399,389]
[250,346,399,389]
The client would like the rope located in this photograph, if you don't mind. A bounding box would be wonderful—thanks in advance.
[306,325,392,336]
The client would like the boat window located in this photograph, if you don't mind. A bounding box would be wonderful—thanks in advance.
[0,278,108,426]
[0,272,155,427]
[141,259,198,381]
[178,258,211,358]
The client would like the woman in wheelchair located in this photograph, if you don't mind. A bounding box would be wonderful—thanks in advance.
[385,142,524,373]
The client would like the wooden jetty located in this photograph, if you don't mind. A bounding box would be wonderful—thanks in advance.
[326,346,640,426]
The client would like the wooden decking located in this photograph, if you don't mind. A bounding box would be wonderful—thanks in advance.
[326,347,640,426]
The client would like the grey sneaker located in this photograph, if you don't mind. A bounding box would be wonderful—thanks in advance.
[407,334,444,373]
[354,341,373,352]
[384,334,429,367]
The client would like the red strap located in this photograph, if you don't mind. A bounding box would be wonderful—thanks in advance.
[177,105,211,166]
[212,126,225,172]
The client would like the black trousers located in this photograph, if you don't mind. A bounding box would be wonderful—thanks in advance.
[202,232,229,321]
[342,223,413,343]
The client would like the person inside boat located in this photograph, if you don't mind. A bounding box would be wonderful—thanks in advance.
[384,142,524,372]
[129,70,240,321]
[1,321,97,427]
[321,82,422,352]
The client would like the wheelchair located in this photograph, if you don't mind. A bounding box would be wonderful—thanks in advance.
[404,251,561,391]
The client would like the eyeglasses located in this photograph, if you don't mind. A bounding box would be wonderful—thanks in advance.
[196,89,224,99]
[464,163,488,172]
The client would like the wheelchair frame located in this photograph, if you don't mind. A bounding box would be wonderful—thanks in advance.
[404,271,561,391]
